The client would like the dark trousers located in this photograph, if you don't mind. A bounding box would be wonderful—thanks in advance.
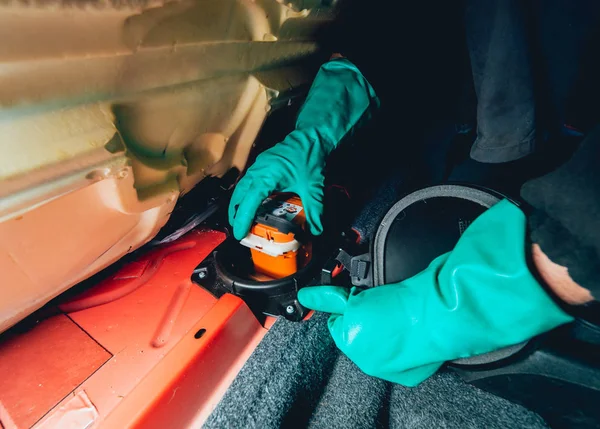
[465,0,600,163]
[466,0,536,163]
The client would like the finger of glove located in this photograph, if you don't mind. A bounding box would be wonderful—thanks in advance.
[232,186,272,240]
[327,313,347,349]
[297,286,349,314]
[228,178,252,227]
[299,184,325,236]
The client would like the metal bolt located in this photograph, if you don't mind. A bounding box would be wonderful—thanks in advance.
[197,270,207,279]
[286,305,295,314]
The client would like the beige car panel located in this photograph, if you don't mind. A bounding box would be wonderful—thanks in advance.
[0,0,334,333]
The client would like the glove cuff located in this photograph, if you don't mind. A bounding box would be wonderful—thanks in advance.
[294,58,380,154]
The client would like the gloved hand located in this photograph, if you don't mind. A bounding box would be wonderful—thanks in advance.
[228,58,379,240]
[298,200,574,387]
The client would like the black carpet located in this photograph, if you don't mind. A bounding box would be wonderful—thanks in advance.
[205,313,547,429]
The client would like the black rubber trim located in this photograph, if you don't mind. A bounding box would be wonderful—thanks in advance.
[451,342,529,366]
[370,184,531,366]
[372,185,502,286]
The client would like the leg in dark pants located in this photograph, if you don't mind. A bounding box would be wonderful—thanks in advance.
[465,0,536,163]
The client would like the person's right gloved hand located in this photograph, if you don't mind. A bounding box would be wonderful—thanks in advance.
[228,58,379,240]
[298,200,574,387]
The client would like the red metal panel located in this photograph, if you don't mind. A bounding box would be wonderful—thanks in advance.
[1,228,269,429]
[0,315,110,428]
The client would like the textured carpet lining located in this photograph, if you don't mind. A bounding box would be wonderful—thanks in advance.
[205,313,547,429]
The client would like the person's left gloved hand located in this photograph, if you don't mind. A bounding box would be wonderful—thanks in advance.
[228,59,379,241]
[298,200,574,387]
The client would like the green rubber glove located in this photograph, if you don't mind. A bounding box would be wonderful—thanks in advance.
[298,200,574,387]
[229,58,379,240]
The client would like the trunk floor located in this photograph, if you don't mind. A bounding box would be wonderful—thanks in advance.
[206,312,547,428]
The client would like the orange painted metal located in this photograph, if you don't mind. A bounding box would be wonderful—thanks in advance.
[0,400,18,429]
[0,315,111,428]
[58,241,198,314]
[0,228,269,429]
[101,294,265,429]
[36,391,98,429]
[263,315,279,330]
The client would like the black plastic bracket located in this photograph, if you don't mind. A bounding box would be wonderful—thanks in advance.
[329,249,373,287]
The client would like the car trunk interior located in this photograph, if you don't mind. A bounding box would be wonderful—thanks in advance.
[1,1,600,428]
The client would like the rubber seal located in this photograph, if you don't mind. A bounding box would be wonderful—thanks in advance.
[370,184,529,366]
[372,184,506,286]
